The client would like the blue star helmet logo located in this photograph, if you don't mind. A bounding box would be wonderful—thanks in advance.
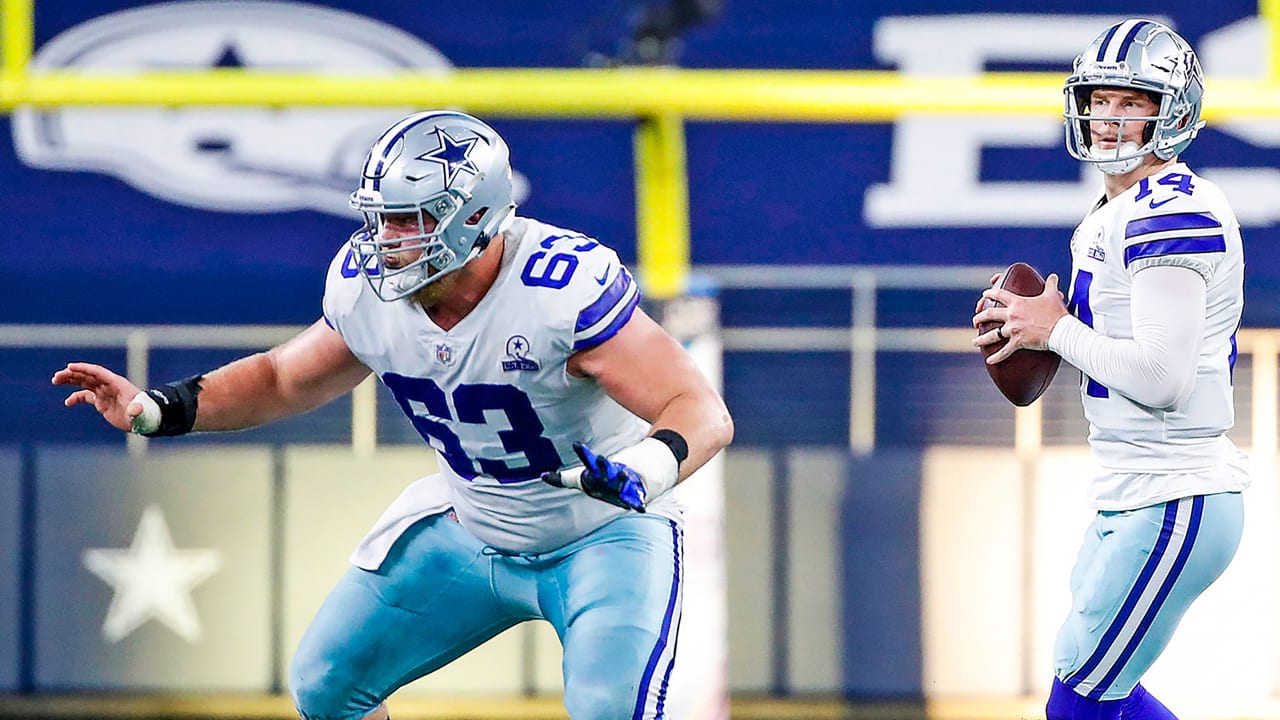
[418,126,481,188]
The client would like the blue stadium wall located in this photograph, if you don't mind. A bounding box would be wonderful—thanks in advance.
[6,0,1277,448]
[1,0,1278,698]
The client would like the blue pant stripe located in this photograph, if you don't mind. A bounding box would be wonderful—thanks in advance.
[652,525,684,720]
[1066,501,1181,689]
[631,519,683,720]
[1087,497,1203,699]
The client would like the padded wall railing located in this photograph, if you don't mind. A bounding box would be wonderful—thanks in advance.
[4,264,1278,464]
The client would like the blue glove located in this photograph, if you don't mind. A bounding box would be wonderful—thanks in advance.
[541,442,648,512]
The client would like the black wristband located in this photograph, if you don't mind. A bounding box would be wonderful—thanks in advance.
[141,374,204,437]
[650,429,689,466]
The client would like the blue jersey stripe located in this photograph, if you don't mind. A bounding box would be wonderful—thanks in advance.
[573,290,640,351]
[1125,212,1220,238]
[575,267,634,332]
[1229,331,1239,381]
[1123,236,1227,267]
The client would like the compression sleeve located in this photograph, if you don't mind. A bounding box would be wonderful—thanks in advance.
[1047,264,1206,410]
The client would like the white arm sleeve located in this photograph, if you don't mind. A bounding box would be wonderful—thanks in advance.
[1047,264,1206,410]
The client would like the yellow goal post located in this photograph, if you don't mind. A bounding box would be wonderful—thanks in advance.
[4,0,1280,298]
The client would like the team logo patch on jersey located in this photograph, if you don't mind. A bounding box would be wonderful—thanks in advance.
[1088,227,1106,262]
[501,335,540,372]
[436,343,456,366]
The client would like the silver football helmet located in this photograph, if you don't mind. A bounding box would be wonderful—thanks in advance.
[349,110,516,301]
[1064,19,1205,175]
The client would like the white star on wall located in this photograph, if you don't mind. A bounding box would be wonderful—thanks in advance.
[82,504,223,643]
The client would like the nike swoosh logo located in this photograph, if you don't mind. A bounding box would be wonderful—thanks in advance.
[594,266,611,285]
[1149,197,1177,209]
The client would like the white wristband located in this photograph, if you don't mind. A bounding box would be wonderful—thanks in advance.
[129,390,163,435]
[608,437,680,500]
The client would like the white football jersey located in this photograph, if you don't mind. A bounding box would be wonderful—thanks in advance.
[1066,162,1249,508]
[322,216,679,557]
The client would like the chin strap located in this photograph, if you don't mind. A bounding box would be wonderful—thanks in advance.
[1092,141,1146,175]
[1097,157,1144,175]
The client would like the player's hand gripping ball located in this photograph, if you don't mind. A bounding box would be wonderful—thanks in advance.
[978,262,1062,406]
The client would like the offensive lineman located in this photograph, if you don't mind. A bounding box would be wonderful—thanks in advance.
[972,20,1248,720]
[53,110,733,720]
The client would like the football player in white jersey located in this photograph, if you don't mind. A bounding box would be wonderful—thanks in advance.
[972,20,1248,720]
[53,110,733,720]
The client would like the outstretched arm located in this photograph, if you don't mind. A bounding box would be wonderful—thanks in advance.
[53,319,371,434]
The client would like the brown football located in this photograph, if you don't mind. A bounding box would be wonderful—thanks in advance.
[978,262,1062,406]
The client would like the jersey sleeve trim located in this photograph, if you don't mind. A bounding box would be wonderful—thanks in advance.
[1123,209,1225,270]
[575,265,636,333]
[1124,236,1226,268]
[1129,254,1213,283]
[573,267,641,351]
[1124,211,1220,239]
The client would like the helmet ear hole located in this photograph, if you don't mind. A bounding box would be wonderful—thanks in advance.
[465,208,488,226]
[1074,86,1094,115]
[1078,120,1092,147]
[1072,86,1094,149]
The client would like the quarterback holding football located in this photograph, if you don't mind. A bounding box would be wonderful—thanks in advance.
[972,19,1249,720]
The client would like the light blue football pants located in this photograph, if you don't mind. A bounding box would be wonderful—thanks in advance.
[1053,492,1243,701]
[289,511,684,720]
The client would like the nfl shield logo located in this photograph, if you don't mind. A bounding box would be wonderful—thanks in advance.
[435,343,454,366]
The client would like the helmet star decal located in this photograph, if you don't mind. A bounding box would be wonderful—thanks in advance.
[418,126,481,188]
[350,111,517,300]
